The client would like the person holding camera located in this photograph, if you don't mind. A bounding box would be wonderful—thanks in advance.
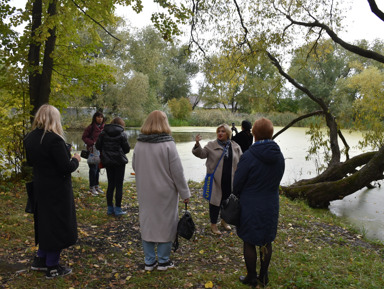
[231,120,253,153]
[24,104,81,279]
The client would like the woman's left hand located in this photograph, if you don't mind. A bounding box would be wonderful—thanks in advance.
[183,198,190,204]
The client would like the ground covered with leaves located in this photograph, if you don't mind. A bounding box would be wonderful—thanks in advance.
[1,178,384,288]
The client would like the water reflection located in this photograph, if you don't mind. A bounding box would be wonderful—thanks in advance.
[329,185,384,242]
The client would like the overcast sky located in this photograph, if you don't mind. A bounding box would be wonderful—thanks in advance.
[115,0,384,43]
[8,0,384,43]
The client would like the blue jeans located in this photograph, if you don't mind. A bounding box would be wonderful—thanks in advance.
[142,240,172,264]
[88,163,100,187]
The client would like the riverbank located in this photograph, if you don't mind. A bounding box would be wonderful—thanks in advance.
[1,178,384,288]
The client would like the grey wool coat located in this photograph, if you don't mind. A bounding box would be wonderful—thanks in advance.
[192,140,242,206]
[132,140,191,242]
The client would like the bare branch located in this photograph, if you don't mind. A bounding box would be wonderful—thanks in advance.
[367,0,384,22]
[71,0,120,41]
[285,14,384,63]
[273,111,324,139]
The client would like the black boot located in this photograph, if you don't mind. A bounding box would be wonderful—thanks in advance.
[239,275,258,286]
[258,243,272,287]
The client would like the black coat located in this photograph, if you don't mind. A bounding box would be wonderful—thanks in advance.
[232,131,253,153]
[233,140,285,246]
[24,129,79,251]
[95,124,130,167]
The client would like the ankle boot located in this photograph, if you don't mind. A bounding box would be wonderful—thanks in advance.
[221,219,231,230]
[107,206,115,215]
[114,207,126,216]
[210,223,222,235]
[257,273,269,287]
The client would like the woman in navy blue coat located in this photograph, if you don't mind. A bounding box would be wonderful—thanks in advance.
[233,118,285,287]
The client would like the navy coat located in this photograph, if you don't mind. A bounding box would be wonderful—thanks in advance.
[233,140,285,246]
[24,129,79,251]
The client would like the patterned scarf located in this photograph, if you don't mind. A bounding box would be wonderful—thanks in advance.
[217,139,231,157]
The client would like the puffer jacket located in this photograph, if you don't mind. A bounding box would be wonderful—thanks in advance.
[95,124,130,167]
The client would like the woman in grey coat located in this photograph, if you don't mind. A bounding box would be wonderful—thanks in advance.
[192,124,242,235]
[132,110,190,271]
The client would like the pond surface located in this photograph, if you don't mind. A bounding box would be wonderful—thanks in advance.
[66,126,384,242]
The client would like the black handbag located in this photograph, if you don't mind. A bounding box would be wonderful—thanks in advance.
[173,203,195,252]
[221,194,240,226]
[81,149,90,159]
[25,181,35,214]
[177,203,195,240]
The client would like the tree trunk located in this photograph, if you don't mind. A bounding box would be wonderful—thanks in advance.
[27,0,57,118]
[39,0,57,107]
[28,0,42,117]
[282,148,384,208]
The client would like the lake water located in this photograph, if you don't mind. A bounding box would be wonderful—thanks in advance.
[66,126,384,242]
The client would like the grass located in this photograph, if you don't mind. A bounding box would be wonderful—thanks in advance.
[1,178,384,288]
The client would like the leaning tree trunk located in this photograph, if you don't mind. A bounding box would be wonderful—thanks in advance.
[282,146,384,208]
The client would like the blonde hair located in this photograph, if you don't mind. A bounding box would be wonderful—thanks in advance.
[216,123,232,139]
[140,110,171,135]
[252,117,273,141]
[32,104,65,141]
[111,117,125,127]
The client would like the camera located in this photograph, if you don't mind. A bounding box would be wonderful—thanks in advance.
[231,122,237,133]
[65,143,72,151]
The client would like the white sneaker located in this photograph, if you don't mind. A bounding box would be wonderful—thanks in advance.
[157,260,174,271]
[144,261,158,271]
[95,186,104,194]
[89,187,98,196]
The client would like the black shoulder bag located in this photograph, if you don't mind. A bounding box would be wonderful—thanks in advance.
[220,193,240,226]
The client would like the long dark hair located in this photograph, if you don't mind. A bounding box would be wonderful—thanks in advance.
[91,111,105,125]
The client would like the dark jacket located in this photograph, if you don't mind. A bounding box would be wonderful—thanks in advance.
[95,124,130,167]
[24,129,79,251]
[82,123,104,150]
[233,140,285,246]
[232,131,253,153]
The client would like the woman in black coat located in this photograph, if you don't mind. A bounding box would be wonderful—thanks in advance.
[96,117,130,216]
[232,120,253,153]
[24,104,81,279]
[233,118,285,287]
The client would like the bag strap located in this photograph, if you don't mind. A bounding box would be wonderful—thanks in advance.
[212,142,230,176]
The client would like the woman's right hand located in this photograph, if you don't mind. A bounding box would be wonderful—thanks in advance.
[73,153,81,162]
[195,134,202,145]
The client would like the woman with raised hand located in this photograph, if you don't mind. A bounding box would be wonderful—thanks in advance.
[192,124,242,235]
